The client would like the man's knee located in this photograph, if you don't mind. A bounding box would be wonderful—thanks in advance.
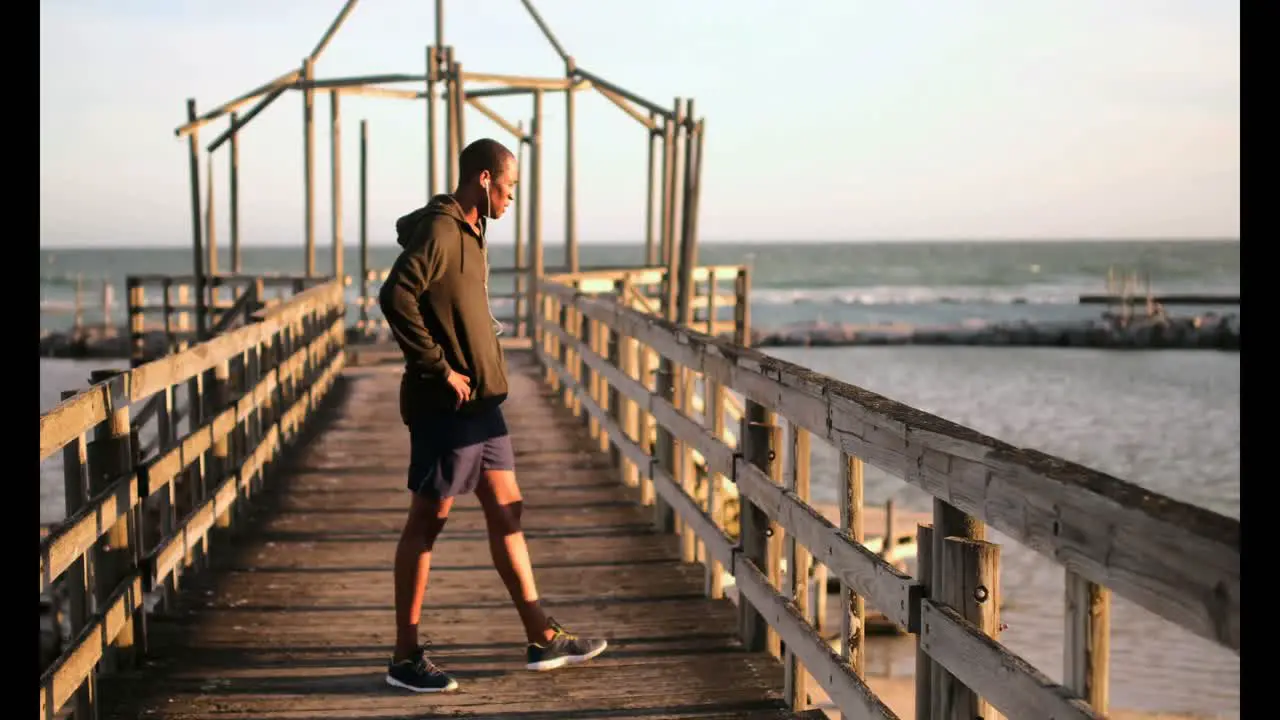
[485,500,524,536]
[405,494,453,548]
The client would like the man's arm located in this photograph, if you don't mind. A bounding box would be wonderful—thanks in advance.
[378,234,449,377]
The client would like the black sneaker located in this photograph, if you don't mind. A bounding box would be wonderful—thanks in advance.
[525,618,608,671]
[385,644,459,693]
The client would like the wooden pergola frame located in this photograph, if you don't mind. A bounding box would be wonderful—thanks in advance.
[174,0,706,341]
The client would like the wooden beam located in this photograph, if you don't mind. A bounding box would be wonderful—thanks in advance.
[594,84,657,130]
[298,73,426,90]
[337,85,423,100]
[207,85,289,152]
[308,0,360,61]
[461,71,573,90]
[174,69,300,137]
[466,96,527,140]
[465,80,589,99]
[572,67,673,119]
[517,0,570,61]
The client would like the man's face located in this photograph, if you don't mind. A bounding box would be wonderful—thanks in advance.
[485,155,519,220]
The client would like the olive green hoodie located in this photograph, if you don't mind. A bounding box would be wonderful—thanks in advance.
[378,193,508,421]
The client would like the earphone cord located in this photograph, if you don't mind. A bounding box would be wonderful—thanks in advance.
[482,183,503,336]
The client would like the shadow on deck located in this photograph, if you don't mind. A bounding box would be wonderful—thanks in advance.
[95,347,812,719]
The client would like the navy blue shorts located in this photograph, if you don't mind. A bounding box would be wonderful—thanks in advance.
[407,404,516,498]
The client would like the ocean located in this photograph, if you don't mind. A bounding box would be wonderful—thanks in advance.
[39,239,1240,717]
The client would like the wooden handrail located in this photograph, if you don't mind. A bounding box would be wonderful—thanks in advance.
[531,272,1239,719]
[38,278,348,720]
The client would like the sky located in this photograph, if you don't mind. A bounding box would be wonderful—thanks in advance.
[39,0,1239,248]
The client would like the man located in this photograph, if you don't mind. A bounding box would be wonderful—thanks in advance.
[378,138,608,693]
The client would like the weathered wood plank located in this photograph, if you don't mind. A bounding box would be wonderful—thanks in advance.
[40,474,139,594]
[736,559,900,720]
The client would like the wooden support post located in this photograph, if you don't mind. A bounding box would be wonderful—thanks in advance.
[526,89,544,341]
[185,99,207,339]
[883,499,896,559]
[739,399,775,653]
[939,537,1003,720]
[704,370,726,600]
[915,524,934,720]
[212,360,233,529]
[360,119,370,332]
[1065,571,1111,712]
[514,129,526,337]
[426,45,438,199]
[127,279,145,367]
[87,369,143,667]
[303,56,316,278]
[445,47,460,187]
[636,333,655,507]
[735,266,752,346]
[156,382,179,609]
[452,56,466,149]
[614,277,641,489]
[785,424,812,710]
[435,0,444,49]
[840,453,867,685]
[662,99,685,320]
[645,116,659,266]
[59,389,94,720]
[930,501,984,717]
[675,100,699,328]
[230,111,241,273]
[206,158,218,312]
[653,354,677,534]
[658,114,675,278]
[564,56,578,272]
[330,90,344,281]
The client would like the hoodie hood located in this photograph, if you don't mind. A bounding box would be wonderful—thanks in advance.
[395,193,484,247]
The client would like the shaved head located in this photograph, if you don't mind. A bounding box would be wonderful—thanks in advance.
[459,138,515,184]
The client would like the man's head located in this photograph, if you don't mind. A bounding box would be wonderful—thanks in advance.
[458,138,517,220]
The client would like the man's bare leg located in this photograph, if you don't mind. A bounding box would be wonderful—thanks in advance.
[475,469,554,644]
[393,493,454,661]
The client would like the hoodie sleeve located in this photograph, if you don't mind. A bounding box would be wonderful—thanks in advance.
[378,231,450,378]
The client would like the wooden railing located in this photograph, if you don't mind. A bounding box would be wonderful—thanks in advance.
[125,272,328,363]
[354,263,746,341]
[39,280,347,720]
[533,275,1240,720]
[40,273,116,335]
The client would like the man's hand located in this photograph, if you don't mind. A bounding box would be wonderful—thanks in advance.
[445,368,472,409]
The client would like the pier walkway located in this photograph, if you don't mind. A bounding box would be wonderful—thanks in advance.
[39,274,1239,720]
[91,344,811,720]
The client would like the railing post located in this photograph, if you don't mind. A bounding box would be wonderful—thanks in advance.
[739,400,781,655]
[156,383,179,609]
[60,389,95,720]
[840,452,866,686]
[652,355,677,534]
[915,524,934,720]
[86,369,144,668]
[1065,571,1111,712]
[127,278,145,366]
[939,537,1003,720]
[929,501,984,717]
[704,359,727,600]
[785,424,812,710]
[212,359,234,529]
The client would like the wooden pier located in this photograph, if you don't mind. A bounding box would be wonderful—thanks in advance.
[39,272,1240,720]
[86,342,817,719]
[39,2,1239,718]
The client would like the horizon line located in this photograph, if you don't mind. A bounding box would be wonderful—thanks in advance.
[40,236,1241,251]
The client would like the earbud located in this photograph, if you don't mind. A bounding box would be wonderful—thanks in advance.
[481,177,489,190]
